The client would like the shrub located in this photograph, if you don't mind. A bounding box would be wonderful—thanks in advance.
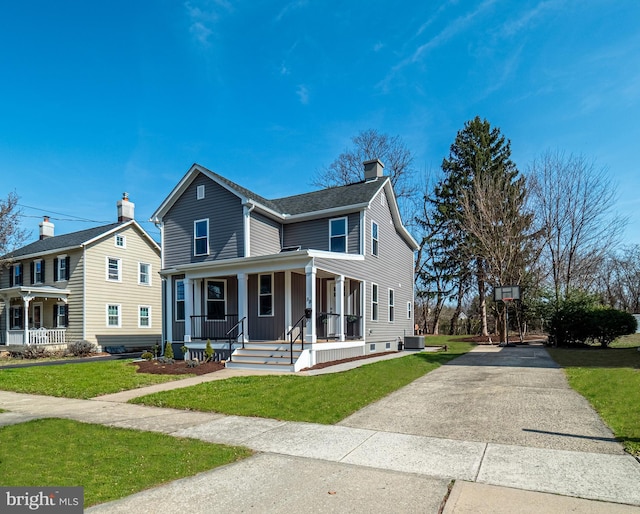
[204,339,214,362]
[549,305,637,347]
[67,340,97,357]
[164,341,174,360]
[590,309,638,347]
[157,356,175,364]
[140,351,154,361]
[22,346,50,359]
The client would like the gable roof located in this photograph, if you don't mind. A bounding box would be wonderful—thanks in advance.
[3,221,160,260]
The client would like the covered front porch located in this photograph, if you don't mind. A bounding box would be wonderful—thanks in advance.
[0,285,70,346]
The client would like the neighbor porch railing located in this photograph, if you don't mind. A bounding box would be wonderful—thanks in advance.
[29,328,66,345]
[190,314,239,341]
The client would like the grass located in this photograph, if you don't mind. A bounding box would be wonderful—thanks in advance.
[0,360,191,399]
[132,340,473,424]
[0,418,252,507]
[548,344,640,456]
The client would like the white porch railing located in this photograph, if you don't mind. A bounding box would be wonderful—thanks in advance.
[6,331,24,345]
[28,328,66,345]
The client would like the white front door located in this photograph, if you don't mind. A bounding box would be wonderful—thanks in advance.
[327,281,338,336]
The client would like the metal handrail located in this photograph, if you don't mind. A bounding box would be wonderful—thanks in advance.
[226,316,246,362]
[287,314,307,365]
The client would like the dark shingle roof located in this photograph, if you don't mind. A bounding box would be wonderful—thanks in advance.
[4,223,122,259]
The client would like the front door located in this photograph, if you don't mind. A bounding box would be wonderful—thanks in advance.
[327,281,338,336]
[32,302,43,329]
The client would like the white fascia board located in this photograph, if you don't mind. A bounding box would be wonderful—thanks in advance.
[9,245,80,261]
[82,220,135,247]
[370,180,420,251]
[307,250,365,261]
[282,203,370,222]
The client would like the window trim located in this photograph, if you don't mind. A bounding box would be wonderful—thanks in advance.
[55,255,68,282]
[388,288,395,323]
[106,304,121,328]
[329,216,348,253]
[10,306,23,329]
[138,305,151,328]
[106,257,122,282]
[12,263,23,286]
[371,221,379,257]
[371,283,379,321]
[138,262,151,286]
[175,280,185,322]
[194,219,210,256]
[258,273,274,317]
[197,184,205,200]
[33,259,44,284]
[115,234,126,248]
[56,303,67,328]
[407,301,412,320]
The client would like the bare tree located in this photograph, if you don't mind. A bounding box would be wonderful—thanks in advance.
[0,192,28,266]
[528,151,627,303]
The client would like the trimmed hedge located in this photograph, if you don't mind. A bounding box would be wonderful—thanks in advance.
[550,307,637,347]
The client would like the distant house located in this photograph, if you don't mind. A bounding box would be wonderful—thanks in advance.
[0,195,162,351]
[151,160,419,371]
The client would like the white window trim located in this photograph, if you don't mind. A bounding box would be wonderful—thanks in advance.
[56,254,68,282]
[371,283,379,322]
[33,259,44,284]
[115,234,126,248]
[258,273,274,317]
[206,279,227,321]
[194,218,210,256]
[407,301,412,320]
[329,216,348,253]
[388,288,395,323]
[106,304,121,328]
[197,184,205,200]
[138,305,152,328]
[106,257,122,282]
[371,221,379,257]
[13,263,23,285]
[138,262,152,286]
[175,279,185,322]
[56,303,67,328]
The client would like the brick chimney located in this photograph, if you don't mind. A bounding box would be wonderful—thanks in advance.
[39,216,54,240]
[363,159,384,181]
[117,192,135,222]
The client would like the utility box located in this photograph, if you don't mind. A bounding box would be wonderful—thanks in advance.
[404,336,425,350]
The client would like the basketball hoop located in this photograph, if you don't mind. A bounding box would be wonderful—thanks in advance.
[502,297,513,303]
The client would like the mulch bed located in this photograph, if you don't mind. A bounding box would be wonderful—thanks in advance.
[131,360,225,375]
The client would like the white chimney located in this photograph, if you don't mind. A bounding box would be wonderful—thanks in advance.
[39,216,54,240]
[117,192,135,222]
[363,159,384,181]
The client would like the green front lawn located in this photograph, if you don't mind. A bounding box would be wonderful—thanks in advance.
[0,360,190,398]
[548,346,640,456]
[132,340,473,424]
[0,418,252,507]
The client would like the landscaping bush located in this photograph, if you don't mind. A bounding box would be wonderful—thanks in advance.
[163,341,174,359]
[204,339,214,362]
[140,351,154,361]
[67,340,97,357]
[590,309,638,347]
[21,346,50,359]
[549,305,637,347]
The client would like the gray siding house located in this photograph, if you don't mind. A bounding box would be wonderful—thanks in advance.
[152,160,419,371]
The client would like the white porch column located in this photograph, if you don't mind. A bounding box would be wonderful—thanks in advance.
[284,270,292,336]
[184,278,193,343]
[336,274,345,342]
[305,263,317,343]
[164,277,173,343]
[237,272,248,343]
[2,297,9,345]
[193,279,202,317]
[22,296,32,345]
[361,280,367,341]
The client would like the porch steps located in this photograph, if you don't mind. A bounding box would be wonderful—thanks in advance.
[225,341,304,372]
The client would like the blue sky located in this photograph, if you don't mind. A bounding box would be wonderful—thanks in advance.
[2,0,639,245]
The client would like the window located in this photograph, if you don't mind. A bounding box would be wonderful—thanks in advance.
[107,304,120,327]
[10,264,23,286]
[371,283,379,321]
[139,263,151,285]
[371,221,379,256]
[388,289,395,322]
[175,280,185,321]
[194,219,209,256]
[139,306,151,327]
[258,274,273,317]
[206,280,226,320]
[55,256,69,281]
[33,260,44,283]
[115,234,126,248]
[197,184,205,200]
[10,306,23,329]
[55,304,67,328]
[107,257,121,281]
[330,217,347,253]
[407,301,412,320]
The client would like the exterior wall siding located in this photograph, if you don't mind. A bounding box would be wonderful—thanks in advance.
[163,173,244,268]
[283,212,360,253]
[250,212,282,256]
[248,272,285,340]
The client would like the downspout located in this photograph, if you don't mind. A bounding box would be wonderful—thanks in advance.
[243,202,255,258]
[154,220,166,348]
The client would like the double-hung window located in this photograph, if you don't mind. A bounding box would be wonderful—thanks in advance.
[139,306,151,327]
[371,221,379,256]
[55,256,69,281]
[330,217,347,253]
[139,263,151,285]
[33,260,44,284]
[175,280,185,321]
[55,304,67,328]
[11,264,23,286]
[194,219,209,256]
[206,280,226,320]
[258,273,273,317]
[107,257,121,281]
[388,289,395,322]
[10,306,23,329]
[371,283,379,321]
[107,304,121,327]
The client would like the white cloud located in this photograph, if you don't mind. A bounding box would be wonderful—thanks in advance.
[296,85,309,104]
[184,0,233,46]
[275,0,308,23]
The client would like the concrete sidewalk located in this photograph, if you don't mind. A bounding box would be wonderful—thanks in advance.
[1,345,639,512]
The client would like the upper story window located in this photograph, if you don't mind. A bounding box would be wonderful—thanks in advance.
[10,263,23,286]
[329,217,347,253]
[139,262,151,285]
[258,273,273,317]
[388,289,395,322]
[371,283,379,321]
[107,257,121,281]
[194,219,209,256]
[175,280,185,321]
[371,221,379,256]
[115,234,126,248]
[54,256,69,281]
[32,260,44,284]
[197,184,205,200]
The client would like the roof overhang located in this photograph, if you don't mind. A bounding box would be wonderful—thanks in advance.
[0,285,71,301]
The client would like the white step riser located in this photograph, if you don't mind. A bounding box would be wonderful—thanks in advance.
[232,355,297,364]
[226,362,295,372]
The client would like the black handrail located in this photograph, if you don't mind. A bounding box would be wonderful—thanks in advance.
[287,314,307,365]
[226,317,246,362]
